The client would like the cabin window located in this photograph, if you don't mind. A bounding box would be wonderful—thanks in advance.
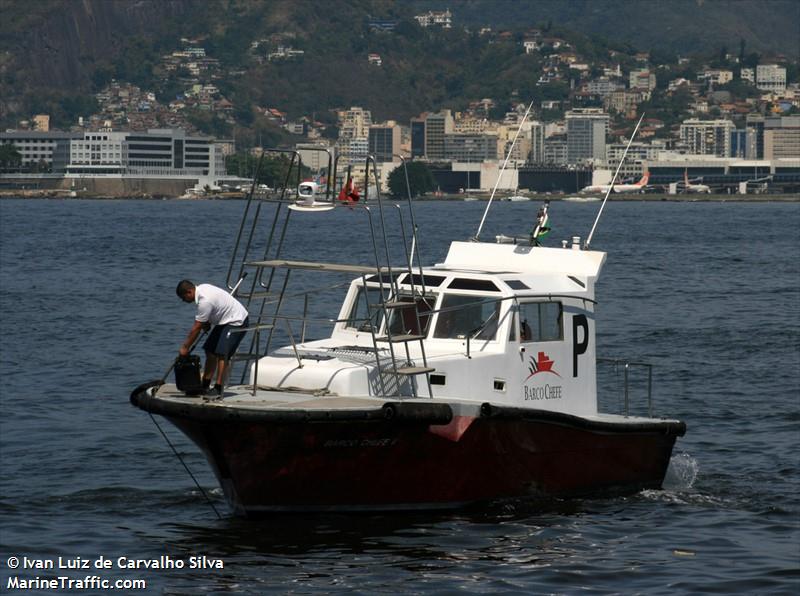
[434,295,501,340]
[346,286,386,332]
[386,294,437,336]
[448,278,501,292]
[519,301,562,342]
[399,273,446,288]
[365,271,403,284]
[505,279,530,290]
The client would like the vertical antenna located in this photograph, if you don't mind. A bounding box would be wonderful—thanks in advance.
[473,100,534,241]
[585,112,646,250]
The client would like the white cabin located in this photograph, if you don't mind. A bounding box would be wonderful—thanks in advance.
[252,239,605,417]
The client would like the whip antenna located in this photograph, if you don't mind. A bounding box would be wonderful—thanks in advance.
[474,100,534,241]
[585,112,646,249]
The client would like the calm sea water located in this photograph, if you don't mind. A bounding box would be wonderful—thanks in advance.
[0,197,798,594]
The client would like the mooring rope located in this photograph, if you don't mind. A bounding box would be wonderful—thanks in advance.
[148,411,222,520]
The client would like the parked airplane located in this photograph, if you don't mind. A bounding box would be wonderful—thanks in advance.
[580,171,650,194]
[681,169,711,194]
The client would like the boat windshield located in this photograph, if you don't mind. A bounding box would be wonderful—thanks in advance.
[433,295,501,340]
[386,294,436,336]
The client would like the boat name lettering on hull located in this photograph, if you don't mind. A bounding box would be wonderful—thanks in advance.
[323,438,398,448]
[524,384,563,401]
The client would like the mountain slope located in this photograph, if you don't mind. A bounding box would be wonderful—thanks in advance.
[0,0,796,129]
[417,0,800,56]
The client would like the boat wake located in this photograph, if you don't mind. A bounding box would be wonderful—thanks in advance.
[662,451,699,491]
[637,452,728,507]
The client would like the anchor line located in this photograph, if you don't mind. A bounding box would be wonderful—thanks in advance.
[148,411,222,520]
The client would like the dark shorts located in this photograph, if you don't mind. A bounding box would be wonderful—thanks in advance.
[203,318,249,358]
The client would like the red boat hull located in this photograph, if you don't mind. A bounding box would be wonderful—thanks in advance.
[160,405,684,514]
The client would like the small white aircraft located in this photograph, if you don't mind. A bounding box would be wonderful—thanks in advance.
[580,171,650,194]
[680,169,711,194]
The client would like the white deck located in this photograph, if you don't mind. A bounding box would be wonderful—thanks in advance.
[155,383,389,410]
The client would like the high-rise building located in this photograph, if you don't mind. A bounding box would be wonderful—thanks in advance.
[444,133,497,163]
[745,114,765,158]
[424,110,454,161]
[566,109,609,165]
[543,136,568,165]
[410,118,426,158]
[529,122,545,164]
[764,116,800,159]
[336,107,372,163]
[679,119,736,157]
[368,121,401,162]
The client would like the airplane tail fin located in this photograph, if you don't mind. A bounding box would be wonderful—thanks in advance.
[638,171,650,186]
[684,169,689,186]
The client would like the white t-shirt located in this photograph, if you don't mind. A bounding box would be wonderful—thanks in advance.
[194,284,249,326]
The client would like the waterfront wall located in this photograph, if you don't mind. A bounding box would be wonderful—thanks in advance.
[0,176,195,197]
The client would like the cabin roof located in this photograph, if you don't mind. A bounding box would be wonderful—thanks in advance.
[437,241,606,278]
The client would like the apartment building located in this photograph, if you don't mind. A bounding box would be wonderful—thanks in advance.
[629,68,656,91]
[566,109,609,165]
[424,110,454,161]
[444,133,497,163]
[679,119,736,157]
[336,106,372,162]
[756,64,787,93]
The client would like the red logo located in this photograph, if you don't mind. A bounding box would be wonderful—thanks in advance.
[524,351,561,381]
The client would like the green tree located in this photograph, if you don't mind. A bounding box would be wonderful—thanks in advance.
[226,153,310,188]
[0,144,22,171]
[387,161,436,198]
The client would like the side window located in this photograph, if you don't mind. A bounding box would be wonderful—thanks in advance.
[519,302,562,342]
[346,286,386,331]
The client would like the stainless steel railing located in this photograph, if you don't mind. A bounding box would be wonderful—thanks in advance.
[596,357,653,417]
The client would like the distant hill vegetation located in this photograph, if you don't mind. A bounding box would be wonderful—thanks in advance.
[414,0,800,56]
[0,0,796,130]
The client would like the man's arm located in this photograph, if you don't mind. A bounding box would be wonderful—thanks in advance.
[179,320,211,356]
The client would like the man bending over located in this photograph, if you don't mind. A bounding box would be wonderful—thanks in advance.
[176,279,249,396]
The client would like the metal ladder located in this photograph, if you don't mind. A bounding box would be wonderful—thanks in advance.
[223,149,434,398]
[359,155,434,398]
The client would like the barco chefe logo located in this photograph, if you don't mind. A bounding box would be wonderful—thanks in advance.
[523,351,563,401]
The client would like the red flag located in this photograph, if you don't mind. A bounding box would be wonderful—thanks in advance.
[338,177,360,203]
